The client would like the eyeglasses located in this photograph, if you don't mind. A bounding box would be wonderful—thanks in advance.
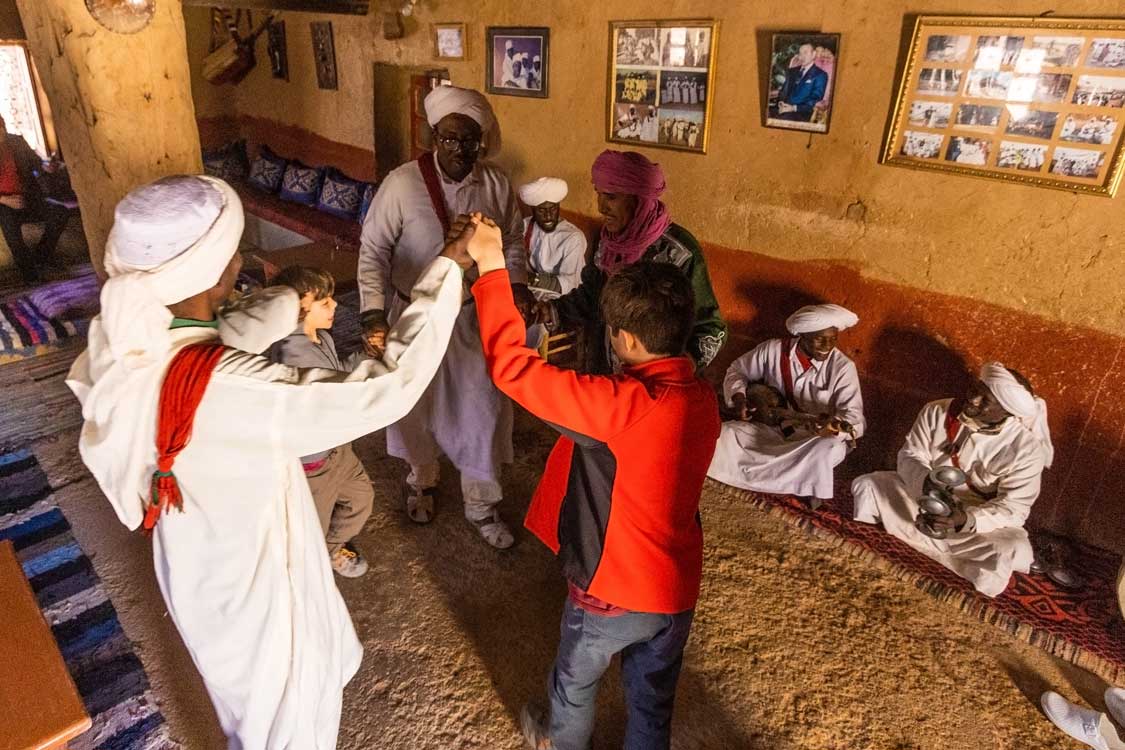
[436,136,481,154]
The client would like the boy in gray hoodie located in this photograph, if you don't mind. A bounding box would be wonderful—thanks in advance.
[268,265,373,577]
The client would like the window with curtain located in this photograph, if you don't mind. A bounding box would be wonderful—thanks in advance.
[0,43,47,158]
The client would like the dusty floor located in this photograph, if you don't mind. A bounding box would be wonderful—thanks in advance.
[15,394,1112,750]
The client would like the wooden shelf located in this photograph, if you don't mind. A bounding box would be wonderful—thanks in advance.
[182,0,369,15]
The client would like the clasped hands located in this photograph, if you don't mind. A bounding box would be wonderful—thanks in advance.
[361,212,541,356]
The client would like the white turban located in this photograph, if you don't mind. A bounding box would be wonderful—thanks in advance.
[785,304,859,335]
[100,175,244,370]
[425,85,501,156]
[980,362,1054,467]
[519,177,568,206]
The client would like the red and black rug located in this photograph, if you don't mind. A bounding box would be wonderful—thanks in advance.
[707,475,1125,684]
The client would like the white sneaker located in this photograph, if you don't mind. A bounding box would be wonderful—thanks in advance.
[1042,691,1111,750]
[1106,687,1125,728]
[330,544,369,578]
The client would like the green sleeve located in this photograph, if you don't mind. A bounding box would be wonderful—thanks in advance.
[680,233,727,368]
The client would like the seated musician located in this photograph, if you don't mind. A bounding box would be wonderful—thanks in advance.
[707,304,864,508]
[851,363,1053,598]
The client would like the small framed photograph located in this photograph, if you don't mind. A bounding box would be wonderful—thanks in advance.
[432,22,467,61]
[882,15,1125,196]
[486,27,549,98]
[607,20,719,154]
[766,32,841,134]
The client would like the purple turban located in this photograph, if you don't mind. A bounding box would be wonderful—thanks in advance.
[591,150,672,273]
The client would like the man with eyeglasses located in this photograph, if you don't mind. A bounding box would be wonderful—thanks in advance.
[358,85,530,549]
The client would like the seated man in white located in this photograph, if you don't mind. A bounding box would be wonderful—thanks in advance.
[518,176,586,349]
[852,363,1053,598]
[707,303,864,508]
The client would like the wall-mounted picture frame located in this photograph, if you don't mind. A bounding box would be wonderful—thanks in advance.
[311,21,338,90]
[607,19,719,154]
[766,32,841,134]
[486,26,549,98]
[433,22,467,61]
[882,15,1125,196]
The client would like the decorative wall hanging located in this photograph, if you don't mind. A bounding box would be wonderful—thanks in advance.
[267,20,288,80]
[607,20,719,154]
[202,11,274,86]
[766,32,841,134]
[432,22,467,61]
[311,21,338,90]
[486,27,549,98]
[85,0,156,35]
[883,15,1125,196]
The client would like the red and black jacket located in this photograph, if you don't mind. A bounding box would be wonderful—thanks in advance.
[473,270,720,614]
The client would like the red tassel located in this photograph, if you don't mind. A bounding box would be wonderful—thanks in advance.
[143,342,225,534]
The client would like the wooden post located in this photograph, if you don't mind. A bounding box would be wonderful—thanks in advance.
[15,0,202,277]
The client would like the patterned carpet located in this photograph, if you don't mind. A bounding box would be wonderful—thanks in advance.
[708,473,1125,684]
[0,448,174,749]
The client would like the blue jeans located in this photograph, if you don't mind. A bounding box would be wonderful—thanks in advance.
[546,598,695,750]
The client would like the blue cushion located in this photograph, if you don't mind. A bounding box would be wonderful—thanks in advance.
[316,168,364,219]
[202,140,249,184]
[248,146,287,193]
[279,161,324,206]
[357,182,376,223]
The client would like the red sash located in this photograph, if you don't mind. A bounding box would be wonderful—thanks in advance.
[416,152,451,236]
[943,407,964,468]
[144,343,226,533]
[778,338,811,411]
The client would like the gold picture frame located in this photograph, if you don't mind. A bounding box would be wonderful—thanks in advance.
[432,22,467,61]
[607,19,719,154]
[882,15,1125,197]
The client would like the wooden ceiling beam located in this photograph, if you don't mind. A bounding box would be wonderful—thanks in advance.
[181,0,369,16]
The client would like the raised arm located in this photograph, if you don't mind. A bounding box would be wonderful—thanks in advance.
[473,268,651,441]
[216,256,464,458]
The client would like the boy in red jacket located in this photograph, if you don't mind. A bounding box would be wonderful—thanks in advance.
[461,213,720,750]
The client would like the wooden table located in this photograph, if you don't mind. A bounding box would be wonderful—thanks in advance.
[241,240,359,290]
[0,541,90,750]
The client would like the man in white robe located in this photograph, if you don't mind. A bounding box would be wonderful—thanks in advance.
[66,175,469,749]
[358,86,530,548]
[518,177,586,301]
[518,177,586,350]
[852,363,1053,598]
[708,304,865,506]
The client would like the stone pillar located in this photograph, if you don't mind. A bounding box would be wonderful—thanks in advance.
[15,0,202,277]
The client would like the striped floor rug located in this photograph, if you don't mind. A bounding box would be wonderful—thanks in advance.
[0,448,175,749]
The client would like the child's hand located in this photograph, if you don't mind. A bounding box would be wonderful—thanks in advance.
[465,214,505,273]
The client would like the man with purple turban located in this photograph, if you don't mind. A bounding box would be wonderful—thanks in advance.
[540,149,726,373]
[358,85,531,549]
[852,363,1053,597]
